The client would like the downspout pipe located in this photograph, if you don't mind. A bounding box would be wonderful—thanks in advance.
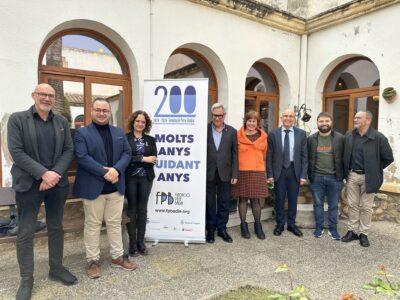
[149,0,154,78]
[298,34,308,109]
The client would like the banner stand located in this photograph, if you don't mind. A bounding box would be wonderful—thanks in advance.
[144,79,208,245]
[147,238,206,246]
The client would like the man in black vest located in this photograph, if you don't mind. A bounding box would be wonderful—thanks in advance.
[8,84,76,300]
[341,111,393,247]
[206,103,238,243]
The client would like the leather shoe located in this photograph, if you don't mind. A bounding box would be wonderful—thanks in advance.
[287,225,303,237]
[254,222,265,240]
[16,278,33,300]
[341,230,359,243]
[206,231,215,243]
[217,230,233,243]
[137,241,149,255]
[49,267,78,286]
[359,233,370,247]
[240,222,250,239]
[129,242,139,257]
[273,225,284,236]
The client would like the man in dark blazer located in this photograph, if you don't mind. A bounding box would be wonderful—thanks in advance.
[206,103,238,243]
[267,108,308,237]
[7,83,76,300]
[73,98,134,279]
[341,111,393,247]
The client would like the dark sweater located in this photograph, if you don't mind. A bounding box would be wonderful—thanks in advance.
[94,122,117,194]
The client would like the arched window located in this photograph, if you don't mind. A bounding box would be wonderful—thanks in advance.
[324,57,379,134]
[245,62,279,133]
[39,29,132,129]
[38,29,132,188]
[164,49,217,121]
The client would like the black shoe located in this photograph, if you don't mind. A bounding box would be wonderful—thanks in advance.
[217,230,233,243]
[359,233,370,247]
[16,278,33,300]
[48,267,77,286]
[137,241,149,255]
[287,225,303,237]
[129,241,139,257]
[273,225,284,236]
[206,231,215,243]
[254,222,265,240]
[240,222,250,239]
[341,230,359,243]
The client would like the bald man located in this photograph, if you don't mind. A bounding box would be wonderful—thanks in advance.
[267,108,308,237]
[8,84,77,300]
[341,111,393,247]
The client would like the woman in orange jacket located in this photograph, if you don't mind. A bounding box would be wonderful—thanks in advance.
[232,110,268,240]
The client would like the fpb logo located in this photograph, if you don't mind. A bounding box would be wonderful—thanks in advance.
[156,192,174,205]
[154,85,197,118]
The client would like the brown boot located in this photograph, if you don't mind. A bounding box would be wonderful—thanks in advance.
[111,256,137,271]
[86,260,101,279]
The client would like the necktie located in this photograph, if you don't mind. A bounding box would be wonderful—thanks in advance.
[283,129,291,168]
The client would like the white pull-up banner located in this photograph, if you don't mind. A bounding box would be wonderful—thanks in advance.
[143,79,208,243]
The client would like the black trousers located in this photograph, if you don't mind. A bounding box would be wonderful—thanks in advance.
[206,170,231,232]
[15,181,68,279]
[125,176,153,242]
[274,164,300,227]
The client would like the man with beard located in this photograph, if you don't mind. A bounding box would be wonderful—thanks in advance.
[341,111,393,247]
[307,112,344,240]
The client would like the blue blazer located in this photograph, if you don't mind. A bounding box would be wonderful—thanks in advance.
[73,123,132,200]
[266,126,308,181]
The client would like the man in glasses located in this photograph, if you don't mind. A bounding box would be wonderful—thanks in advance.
[73,98,134,279]
[8,83,76,300]
[267,108,308,237]
[206,103,238,243]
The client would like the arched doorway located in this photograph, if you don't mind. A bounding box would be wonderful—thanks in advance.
[245,62,279,133]
[38,28,132,129]
[323,57,379,134]
[164,48,217,121]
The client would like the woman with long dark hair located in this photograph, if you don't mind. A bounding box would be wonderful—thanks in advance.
[125,110,157,256]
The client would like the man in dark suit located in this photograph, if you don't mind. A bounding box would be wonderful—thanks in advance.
[206,103,238,243]
[73,98,134,279]
[267,108,308,237]
[8,83,77,300]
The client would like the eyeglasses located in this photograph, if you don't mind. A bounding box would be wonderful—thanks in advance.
[212,114,225,119]
[93,108,111,114]
[35,92,55,99]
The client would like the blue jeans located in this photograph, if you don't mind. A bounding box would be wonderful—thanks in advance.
[310,175,343,230]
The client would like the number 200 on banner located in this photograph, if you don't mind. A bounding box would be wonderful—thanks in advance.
[154,85,197,118]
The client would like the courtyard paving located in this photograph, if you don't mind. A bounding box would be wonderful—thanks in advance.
[0,220,399,300]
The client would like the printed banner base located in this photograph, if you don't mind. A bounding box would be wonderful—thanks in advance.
[146,237,205,244]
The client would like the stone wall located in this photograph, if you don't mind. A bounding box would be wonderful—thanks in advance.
[255,0,354,18]
[294,184,400,224]
[340,189,400,224]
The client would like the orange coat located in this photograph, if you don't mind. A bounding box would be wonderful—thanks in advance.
[237,127,268,171]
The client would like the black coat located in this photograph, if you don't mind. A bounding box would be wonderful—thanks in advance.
[343,127,394,193]
[266,126,308,181]
[7,106,74,192]
[125,133,157,181]
[207,123,238,182]
[307,131,345,182]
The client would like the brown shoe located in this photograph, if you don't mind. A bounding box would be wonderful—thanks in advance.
[111,256,137,271]
[86,260,101,279]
